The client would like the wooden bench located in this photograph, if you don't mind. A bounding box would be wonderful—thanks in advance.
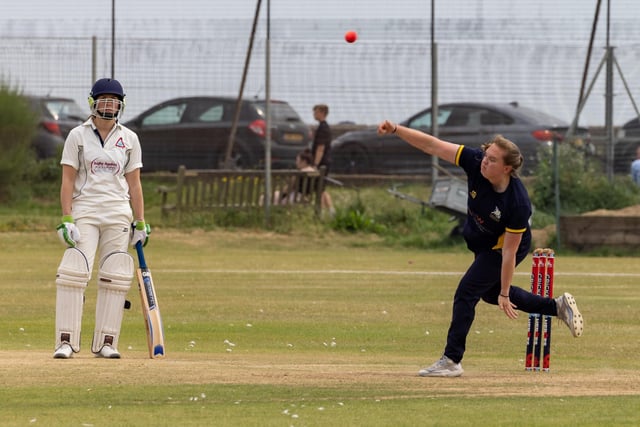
[158,165,327,218]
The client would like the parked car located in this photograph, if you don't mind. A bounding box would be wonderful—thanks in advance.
[614,115,640,174]
[124,97,312,172]
[619,116,640,138]
[26,96,86,159]
[330,102,593,176]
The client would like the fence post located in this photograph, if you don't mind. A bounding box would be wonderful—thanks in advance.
[91,36,97,84]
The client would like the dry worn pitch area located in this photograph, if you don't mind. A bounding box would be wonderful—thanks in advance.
[2,351,638,398]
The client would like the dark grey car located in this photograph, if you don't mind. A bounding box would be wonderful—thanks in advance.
[614,116,640,174]
[124,96,311,172]
[330,102,592,176]
[27,96,85,159]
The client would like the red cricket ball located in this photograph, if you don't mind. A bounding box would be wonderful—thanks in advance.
[344,30,357,44]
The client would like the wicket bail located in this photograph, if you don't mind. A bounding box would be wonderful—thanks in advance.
[524,248,555,372]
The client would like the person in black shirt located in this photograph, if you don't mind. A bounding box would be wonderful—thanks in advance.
[377,120,584,377]
[311,104,332,173]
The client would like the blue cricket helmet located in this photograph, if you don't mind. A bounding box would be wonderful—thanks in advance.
[90,78,125,100]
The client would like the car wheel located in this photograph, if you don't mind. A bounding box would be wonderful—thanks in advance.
[230,144,256,170]
[333,143,371,174]
[216,141,256,169]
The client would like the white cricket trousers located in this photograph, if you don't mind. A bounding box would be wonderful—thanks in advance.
[71,203,132,272]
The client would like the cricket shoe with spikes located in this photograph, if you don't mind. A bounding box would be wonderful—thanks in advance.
[96,345,121,359]
[53,343,74,359]
[418,355,464,377]
[556,292,583,337]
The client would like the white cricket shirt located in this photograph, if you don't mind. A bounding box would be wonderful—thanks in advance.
[60,118,143,208]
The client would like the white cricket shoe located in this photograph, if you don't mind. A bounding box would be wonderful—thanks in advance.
[53,343,73,359]
[418,355,464,377]
[96,345,121,359]
[556,292,584,337]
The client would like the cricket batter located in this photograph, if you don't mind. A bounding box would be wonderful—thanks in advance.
[377,120,583,377]
[53,78,150,359]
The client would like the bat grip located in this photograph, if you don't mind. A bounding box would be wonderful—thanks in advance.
[135,241,147,269]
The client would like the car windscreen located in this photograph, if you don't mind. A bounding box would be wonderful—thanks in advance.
[141,103,188,126]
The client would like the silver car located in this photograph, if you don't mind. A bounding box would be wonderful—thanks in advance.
[330,102,592,176]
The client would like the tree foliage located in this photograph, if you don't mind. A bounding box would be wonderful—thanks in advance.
[0,82,38,201]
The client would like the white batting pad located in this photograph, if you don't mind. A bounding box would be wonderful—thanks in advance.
[55,247,90,352]
[92,251,134,353]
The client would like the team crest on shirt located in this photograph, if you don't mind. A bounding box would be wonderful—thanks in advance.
[490,206,502,222]
[115,137,125,149]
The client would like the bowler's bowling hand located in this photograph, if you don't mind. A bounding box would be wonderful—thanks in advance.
[377,120,397,135]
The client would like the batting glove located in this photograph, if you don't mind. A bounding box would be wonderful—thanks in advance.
[56,215,81,248]
[130,220,151,247]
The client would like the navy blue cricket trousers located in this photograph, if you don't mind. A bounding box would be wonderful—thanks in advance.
[443,250,557,364]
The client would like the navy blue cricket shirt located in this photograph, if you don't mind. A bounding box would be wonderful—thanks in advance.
[455,145,532,261]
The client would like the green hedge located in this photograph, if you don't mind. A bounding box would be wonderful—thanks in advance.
[0,83,39,202]
[531,144,640,215]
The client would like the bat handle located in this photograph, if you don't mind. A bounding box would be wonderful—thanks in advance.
[135,241,147,269]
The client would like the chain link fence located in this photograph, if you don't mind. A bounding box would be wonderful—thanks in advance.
[2,11,640,176]
[1,27,640,128]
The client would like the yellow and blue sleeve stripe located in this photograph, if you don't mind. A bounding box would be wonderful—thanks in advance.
[505,227,527,233]
[492,228,527,250]
[454,145,464,166]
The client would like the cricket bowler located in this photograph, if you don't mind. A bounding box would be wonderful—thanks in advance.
[377,120,584,377]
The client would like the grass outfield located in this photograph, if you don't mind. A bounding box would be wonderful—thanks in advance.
[1,231,639,426]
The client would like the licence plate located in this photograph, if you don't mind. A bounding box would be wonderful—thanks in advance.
[283,133,304,143]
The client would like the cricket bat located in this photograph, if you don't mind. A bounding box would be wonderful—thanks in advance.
[135,241,166,358]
